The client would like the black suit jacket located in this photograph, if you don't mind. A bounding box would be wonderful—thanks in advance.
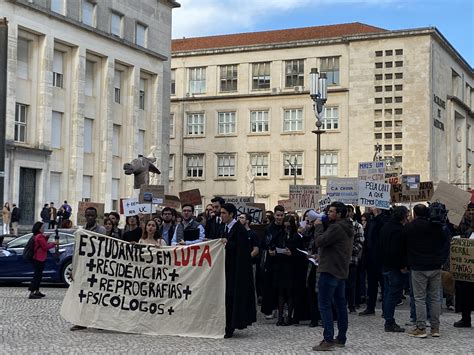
[205,216,225,239]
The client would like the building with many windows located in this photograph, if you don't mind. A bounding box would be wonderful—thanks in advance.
[1,0,179,224]
[169,23,473,210]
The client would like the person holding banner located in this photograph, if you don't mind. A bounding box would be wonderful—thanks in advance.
[139,220,166,246]
[221,203,256,338]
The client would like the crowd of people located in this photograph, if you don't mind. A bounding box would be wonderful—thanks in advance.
[24,195,474,347]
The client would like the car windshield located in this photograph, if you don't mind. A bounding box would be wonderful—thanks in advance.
[8,232,74,248]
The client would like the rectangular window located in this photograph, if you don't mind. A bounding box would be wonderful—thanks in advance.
[320,57,340,85]
[50,172,61,206]
[170,69,176,95]
[85,60,94,96]
[220,65,238,92]
[84,118,93,153]
[322,107,339,130]
[250,110,269,133]
[189,67,206,94]
[395,72,403,79]
[53,50,64,88]
[112,124,120,156]
[51,111,62,149]
[82,0,96,27]
[395,96,403,103]
[137,129,145,155]
[321,152,338,176]
[112,178,119,211]
[252,62,270,90]
[218,112,236,135]
[395,49,403,55]
[217,154,236,177]
[111,12,123,38]
[114,70,121,103]
[250,153,269,177]
[51,0,65,14]
[170,114,175,138]
[283,108,303,132]
[285,59,304,88]
[187,113,205,136]
[283,153,303,176]
[385,73,393,80]
[185,154,204,178]
[139,78,146,110]
[14,103,27,143]
[17,38,29,80]
[169,155,175,180]
[135,23,147,47]
[82,175,92,202]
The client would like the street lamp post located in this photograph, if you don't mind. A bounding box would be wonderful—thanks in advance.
[287,159,297,186]
[309,68,328,186]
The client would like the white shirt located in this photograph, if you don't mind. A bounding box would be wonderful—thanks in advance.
[225,218,237,235]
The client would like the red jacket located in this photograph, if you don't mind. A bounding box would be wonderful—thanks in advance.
[33,234,55,262]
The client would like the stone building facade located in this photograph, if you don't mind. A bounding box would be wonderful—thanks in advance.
[169,23,473,211]
[1,0,179,224]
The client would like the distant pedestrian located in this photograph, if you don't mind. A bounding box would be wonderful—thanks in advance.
[40,204,50,224]
[28,221,59,299]
[2,202,11,235]
[49,202,57,229]
[11,203,21,235]
[61,200,72,220]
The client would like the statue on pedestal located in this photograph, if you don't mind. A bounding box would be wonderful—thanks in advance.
[123,155,161,189]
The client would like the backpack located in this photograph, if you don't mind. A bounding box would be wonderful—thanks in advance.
[23,235,38,261]
[429,201,448,225]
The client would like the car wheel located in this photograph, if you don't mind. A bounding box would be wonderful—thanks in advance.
[61,260,73,286]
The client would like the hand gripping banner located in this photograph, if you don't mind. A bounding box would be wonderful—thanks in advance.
[60,230,225,338]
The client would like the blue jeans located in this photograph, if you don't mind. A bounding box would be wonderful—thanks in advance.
[382,270,405,327]
[318,272,348,343]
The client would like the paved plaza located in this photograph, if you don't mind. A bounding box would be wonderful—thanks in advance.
[0,286,472,354]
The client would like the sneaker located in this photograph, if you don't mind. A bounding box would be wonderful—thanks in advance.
[28,293,41,299]
[35,291,45,298]
[312,340,335,351]
[408,327,427,338]
[334,339,345,348]
[430,328,440,337]
[359,309,375,316]
[453,319,472,328]
[385,324,405,333]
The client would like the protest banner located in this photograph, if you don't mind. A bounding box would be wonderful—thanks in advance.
[318,196,332,210]
[326,178,358,204]
[77,202,105,226]
[450,238,474,282]
[222,196,255,204]
[179,189,202,207]
[278,199,297,211]
[357,180,391,210]
[358,161,385,181]
[289,185,321,210]
[401,175,420,196]
[390,181,434,203]
[122,197,152,217]
[163,195,181,209]
[431,181,472,226]
[139,185,165,204]
[60,231,226,338]
[239,202,265,224]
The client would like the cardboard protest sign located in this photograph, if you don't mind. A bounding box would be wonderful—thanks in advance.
[179,189,202,207]
[278,199,297,211]
[238,202,265,224]
[289,185,321,210]
[358,161,385,181]
[431,181,472,226]
[401,175,420,196]
[122,197,152,216]
[139,185,165,204]
[163,195,181,209]
[222,196,255,204]
[357,181,391,210]
[326,178,358,204]
[450,238,474,282]
[391,181,434,203]
[61,231,226,338]
[318,196,332,210]
[77,202,105,226]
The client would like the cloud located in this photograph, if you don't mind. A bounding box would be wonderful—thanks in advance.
[172,0,398,39]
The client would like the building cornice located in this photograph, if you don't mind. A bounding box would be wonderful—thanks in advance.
[172,27,473,76]
[447,95,474,118]
[8,0,169,61]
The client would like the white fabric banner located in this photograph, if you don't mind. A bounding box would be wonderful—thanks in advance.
[60,230,225,338]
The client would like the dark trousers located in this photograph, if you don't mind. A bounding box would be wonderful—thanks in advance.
[28,260,44,292]
[355,263,366,305]
[225,294,234,334]
[318,272,348,344]
[382,270,404,327]
[308,268,321,323]
[345,264,357,310]
[48,220,56,229]
[366,266,384,312]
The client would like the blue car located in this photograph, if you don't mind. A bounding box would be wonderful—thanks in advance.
[0,230,75,286]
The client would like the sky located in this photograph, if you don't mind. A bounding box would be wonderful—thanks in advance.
[172,0,474,66]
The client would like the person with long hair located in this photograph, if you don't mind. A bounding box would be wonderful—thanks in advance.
[104,217,114,237]
[28,221,58,299]
[139,220,166,247]
[122,215,142,243]
[2,202,11,235]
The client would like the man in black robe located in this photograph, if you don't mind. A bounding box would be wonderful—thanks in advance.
[221,203,256,338]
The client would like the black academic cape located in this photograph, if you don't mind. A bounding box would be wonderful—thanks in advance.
[205,216,225,240]
[225,221,256,332]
